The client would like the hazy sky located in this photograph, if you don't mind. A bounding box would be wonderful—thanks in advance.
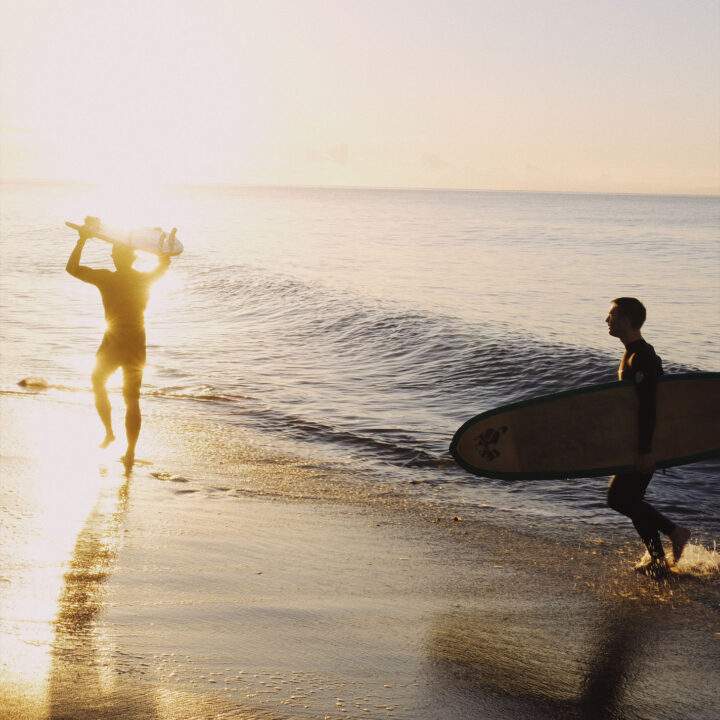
[1,0,718,194]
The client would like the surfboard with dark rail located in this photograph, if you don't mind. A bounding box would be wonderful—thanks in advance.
[450,373,720,480]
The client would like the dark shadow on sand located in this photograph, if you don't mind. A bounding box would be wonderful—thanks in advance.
[424,599,677,720]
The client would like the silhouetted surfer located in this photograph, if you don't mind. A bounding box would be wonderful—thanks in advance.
[605,297,690,579]
[66,218,170,471]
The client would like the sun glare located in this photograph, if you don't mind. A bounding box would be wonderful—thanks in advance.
[78,182,174,230]
[0,398,128,709]
[1,0,268,187]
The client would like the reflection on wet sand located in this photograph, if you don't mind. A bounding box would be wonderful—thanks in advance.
[0,393,285,720]
[426,597,715,720]
[578,604,646,720]
[42,471,285,720]
[0,398,120,718]
[46,476,146,719]
[0,463,133,720]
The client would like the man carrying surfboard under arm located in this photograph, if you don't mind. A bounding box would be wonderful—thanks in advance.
[605,297,691,579]
[66,220,171,471]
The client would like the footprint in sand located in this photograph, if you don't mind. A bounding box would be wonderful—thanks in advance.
[152,471,189,483]
[152,471,199,495]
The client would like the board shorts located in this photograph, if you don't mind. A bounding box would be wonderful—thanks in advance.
[93,331,146,401]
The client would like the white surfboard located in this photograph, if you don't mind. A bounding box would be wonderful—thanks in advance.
[66,217,184,256]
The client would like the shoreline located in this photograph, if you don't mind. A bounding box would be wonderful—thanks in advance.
[1,393,719,719]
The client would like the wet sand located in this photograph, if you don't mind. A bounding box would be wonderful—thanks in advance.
[1,393,719,720]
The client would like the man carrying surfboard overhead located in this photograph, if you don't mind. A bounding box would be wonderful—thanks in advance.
[605,297,691,579]
[66,217,171,471]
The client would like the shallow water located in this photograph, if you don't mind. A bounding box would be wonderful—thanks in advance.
[1,181,719,537]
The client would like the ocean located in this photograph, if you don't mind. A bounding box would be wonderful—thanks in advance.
[2,181,720,719]
[1,181,719,537]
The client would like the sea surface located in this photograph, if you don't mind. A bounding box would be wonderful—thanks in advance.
[1,181,719,538]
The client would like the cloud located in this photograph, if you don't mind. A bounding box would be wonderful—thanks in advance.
[307,148,327,164]
[306,144,349,166]
[328,144,349,166]
[421,153,449,170]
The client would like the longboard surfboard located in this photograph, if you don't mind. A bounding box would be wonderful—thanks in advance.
[450,372,720,480]
[66,217,184,256]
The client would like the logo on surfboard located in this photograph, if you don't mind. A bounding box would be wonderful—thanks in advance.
[474,426,507,462]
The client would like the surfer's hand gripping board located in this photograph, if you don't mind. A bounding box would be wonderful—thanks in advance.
[66,216,184,257]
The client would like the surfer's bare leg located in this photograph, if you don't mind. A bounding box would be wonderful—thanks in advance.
[122,365,143,470]
[670,525,691,563]
[123,398,140,468]
[92,363,115,448]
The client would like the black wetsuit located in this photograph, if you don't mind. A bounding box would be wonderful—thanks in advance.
[606,339,675,560]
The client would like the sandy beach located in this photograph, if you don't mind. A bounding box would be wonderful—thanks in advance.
[1,391,719,720]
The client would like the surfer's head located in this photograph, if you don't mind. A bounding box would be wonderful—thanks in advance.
[111,243,137,270]
[607,297,646,338]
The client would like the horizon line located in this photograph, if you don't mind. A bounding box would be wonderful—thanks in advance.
[1,176,718,200]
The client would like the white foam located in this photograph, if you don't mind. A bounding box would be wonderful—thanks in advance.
[634,541,720,578]
[673,541,720,577]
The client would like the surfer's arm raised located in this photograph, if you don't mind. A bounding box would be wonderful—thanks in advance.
[146,253,171,283]
[66,235,99,284]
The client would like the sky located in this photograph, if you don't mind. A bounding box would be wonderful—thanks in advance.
[1,0,718,194]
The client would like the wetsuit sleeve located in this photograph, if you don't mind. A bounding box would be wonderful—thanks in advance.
[630,350,658,454]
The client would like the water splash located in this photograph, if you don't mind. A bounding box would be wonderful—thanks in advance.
[673,541,720,578]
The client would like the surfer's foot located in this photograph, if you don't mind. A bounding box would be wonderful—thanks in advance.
[634,555,669,581]
[121,450,135,473]
[670,525,691,563]
[99,432,116,449]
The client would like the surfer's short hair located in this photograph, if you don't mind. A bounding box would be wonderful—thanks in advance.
[111,243,137,266]
[612,297,646,329]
